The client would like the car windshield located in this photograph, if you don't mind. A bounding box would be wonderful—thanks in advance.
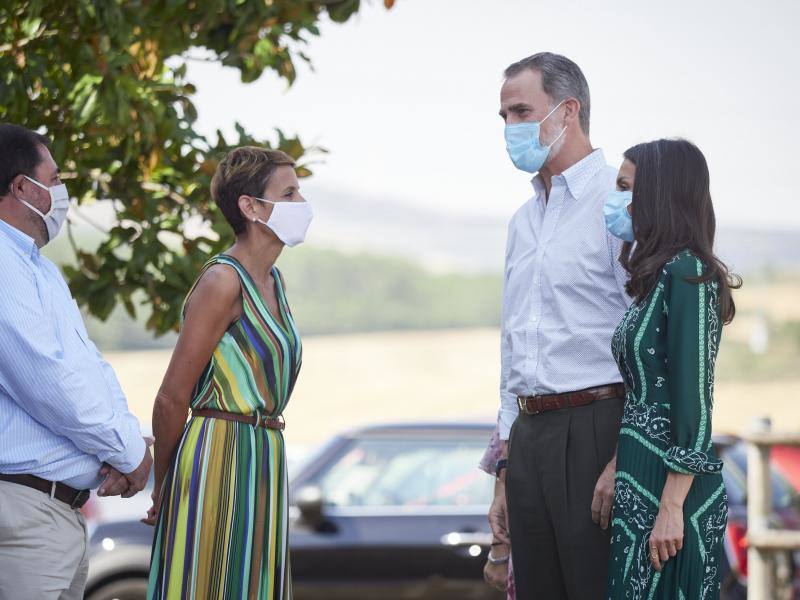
[721,444,797,509]
[317,435,493,508]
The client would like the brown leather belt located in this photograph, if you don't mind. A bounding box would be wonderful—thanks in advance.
[192,408,285,431]
[0,473,91,509]
[517,383,625,415]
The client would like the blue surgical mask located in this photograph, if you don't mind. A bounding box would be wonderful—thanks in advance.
[604,190,634,242]
[504,100,567,173]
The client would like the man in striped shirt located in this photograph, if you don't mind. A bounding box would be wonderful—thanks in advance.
[0,123,152,600]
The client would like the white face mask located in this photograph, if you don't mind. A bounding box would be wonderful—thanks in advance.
[17,175,70,242]
[254,197,313,247]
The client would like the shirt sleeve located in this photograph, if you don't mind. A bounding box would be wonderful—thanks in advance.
[663,254,722,476]
[0,271,146,474]
[498,227,518,441]
[90,337,146,443]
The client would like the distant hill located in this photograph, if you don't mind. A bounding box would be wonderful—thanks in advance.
[46,192,799,352]
[307,188,800,275]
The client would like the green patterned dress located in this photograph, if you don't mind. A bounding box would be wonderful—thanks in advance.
[607,251,728,600]
[148,254,301,600]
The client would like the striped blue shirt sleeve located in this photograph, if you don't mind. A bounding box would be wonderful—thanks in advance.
[0,269,145,474]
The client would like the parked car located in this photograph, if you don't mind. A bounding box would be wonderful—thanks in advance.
[84,422,503,600]
[84,426,800,600]
[771,445,800,492]
[715,436,800,600]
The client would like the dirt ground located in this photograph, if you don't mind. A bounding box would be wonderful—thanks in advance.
[106,328,800,445]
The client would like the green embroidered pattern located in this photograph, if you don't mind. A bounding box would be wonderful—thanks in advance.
[691,482,726,562]
[633,283,663,405]
[648,571,662,599]
[620,427,665,457]
[695,258,707,451]
[617,470,660,506]
[612,517,637,580]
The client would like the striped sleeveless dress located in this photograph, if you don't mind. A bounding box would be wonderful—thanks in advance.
[148,254,301,600]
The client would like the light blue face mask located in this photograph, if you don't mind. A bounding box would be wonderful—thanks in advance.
[504,100,567,173]
[604,190,634,242]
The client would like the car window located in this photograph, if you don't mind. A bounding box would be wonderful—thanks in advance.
[317,436,493,508]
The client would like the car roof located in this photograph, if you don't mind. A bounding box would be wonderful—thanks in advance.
[338,421,495,438]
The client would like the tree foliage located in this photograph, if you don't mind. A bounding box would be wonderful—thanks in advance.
[0,0,387,334]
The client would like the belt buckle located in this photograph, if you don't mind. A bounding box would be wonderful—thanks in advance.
[517,396,539,415]
[71,489,90,509]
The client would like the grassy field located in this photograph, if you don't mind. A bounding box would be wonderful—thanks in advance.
[108,325,800,446]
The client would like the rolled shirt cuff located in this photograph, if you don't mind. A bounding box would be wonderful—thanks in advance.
[663,445,723,475]
[498,406,518,441]
[102,433,147,474]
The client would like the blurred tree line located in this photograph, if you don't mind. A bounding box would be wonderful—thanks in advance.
[0,0,392,335]
[84,246,504,350]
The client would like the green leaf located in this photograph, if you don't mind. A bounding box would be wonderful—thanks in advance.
[0,0,389,335]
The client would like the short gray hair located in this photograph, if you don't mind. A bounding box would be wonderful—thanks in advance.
[504,52,591,135]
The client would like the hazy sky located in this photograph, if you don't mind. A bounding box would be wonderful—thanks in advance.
[186,0,799,232]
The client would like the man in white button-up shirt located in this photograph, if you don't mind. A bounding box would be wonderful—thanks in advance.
[0,124,152,600]
[486,54,631,599]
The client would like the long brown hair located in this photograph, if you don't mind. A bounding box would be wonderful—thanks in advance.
[620,139,741,324]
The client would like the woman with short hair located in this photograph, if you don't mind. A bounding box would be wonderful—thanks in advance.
[604,138,740,599]
[145,146,312,599]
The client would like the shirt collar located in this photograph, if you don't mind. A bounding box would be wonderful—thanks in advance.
[0,217,40,260]
[531,148,607,201]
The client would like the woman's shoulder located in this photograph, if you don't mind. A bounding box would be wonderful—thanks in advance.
[660,250,717,297]
[181,258,242,324]
[194,258,242,299]
[662,250,705,280]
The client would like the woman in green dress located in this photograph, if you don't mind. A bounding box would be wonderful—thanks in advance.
[603,139,741,599]
[143,146,312,599]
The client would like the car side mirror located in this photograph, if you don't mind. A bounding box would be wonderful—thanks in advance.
[295,485,325,529]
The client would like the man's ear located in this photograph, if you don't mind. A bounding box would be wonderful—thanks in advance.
[563,97,581,127]
[7,173,29,200]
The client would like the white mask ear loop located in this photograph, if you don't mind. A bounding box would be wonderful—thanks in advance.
[540,99,566,124]
[251,196,273,227]
[541,99,568,149]
[18,176,53,218]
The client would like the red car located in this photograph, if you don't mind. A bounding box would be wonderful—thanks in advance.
[716,437,800,599]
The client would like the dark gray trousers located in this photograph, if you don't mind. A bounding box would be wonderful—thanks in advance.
[506,396,624,600]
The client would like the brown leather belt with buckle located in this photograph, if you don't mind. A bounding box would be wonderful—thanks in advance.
[0,473,91,509]
[192,408,285,431]
[517,383,625,415]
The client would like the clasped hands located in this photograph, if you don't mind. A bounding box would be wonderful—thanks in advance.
[96,436,154,498]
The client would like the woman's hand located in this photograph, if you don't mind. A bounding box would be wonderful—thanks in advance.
[141,487,163,527]
[649,502,683,571]
[650,471,693,570]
